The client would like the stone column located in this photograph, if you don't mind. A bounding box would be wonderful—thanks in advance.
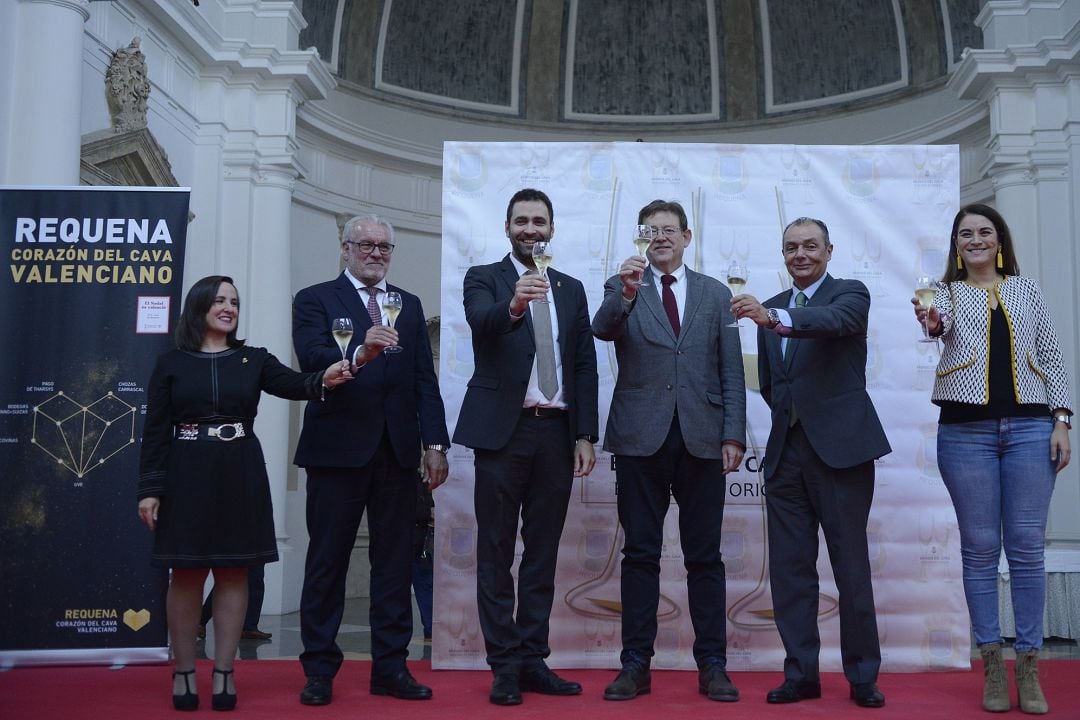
[6,0,90,184]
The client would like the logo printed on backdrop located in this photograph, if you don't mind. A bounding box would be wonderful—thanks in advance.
[649,148,682,185]
[123,608,151,631]
[843,151,881,199]
[911,146,950,208]
[780,144,815,204]
[582,150,614,194]
[922,615,965,668]
[448,148,488,195]
[711,146,748,199]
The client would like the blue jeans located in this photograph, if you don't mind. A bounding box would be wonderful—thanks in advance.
[937,417,1056,651]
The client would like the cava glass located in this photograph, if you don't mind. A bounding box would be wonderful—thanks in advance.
[382,291,403,354]
[632,224,654,287]
[331,317,353,360]
[532,241,552,304]
[726,262,748,327]
[915,276,938,343]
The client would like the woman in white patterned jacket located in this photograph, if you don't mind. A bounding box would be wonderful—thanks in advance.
[912,204,1071,715]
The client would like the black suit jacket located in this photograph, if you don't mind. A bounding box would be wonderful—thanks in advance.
[757,274,891,478]
[452,255,598,452]
[292,272,449,469]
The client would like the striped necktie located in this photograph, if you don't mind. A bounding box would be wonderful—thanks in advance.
[362,286,382,327]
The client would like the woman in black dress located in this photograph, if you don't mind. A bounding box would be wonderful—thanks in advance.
[137,276,351,711]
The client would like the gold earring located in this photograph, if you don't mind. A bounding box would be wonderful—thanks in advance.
[956,251,963,270]
[996,248,1003,269]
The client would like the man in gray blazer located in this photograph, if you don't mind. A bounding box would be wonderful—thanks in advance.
[592,199,745,703]
[733,217,891,709]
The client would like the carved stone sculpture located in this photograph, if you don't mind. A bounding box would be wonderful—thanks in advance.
[105,38,151,132]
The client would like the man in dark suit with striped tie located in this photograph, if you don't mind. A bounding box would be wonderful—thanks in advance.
[733,216,891,709]
[292,214,450,707]
[453,189,599,706]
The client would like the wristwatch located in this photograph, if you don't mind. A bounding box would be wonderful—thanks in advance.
[577,434,599,444]
[1054,414,1072,430]
[766,308,781,329]
[425,444,450,454]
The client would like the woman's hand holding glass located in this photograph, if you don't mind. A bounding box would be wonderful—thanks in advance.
[322,359,353,388]
[912,276,941,341]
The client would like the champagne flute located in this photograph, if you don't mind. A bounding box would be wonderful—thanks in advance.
[531,241,552,304]
[331,317,353,361]
[632,224,654,287]
[915,276,938,343]
[726,262,747,327]
[382,291,403,354]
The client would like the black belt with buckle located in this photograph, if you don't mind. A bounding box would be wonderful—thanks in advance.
[522,406,567,418]
[174,421,250,442]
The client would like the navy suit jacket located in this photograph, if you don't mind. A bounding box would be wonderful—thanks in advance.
[292,272,449,470]
[757,274,891,478]
[452,255,598,452]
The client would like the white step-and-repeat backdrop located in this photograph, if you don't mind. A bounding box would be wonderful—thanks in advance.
[435,142,967,672]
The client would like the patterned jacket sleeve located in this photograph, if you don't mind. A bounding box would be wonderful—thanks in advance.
[932,281,955,337]
[137,353,172,500]
[1029,280,1073,413]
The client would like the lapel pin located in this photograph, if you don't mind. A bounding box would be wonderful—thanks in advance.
[557,280,562,287]
[242,357,248,363]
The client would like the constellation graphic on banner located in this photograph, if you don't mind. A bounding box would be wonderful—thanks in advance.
[31,391,136,479]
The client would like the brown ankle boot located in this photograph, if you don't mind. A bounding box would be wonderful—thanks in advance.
[979,643,1009,712]
[1015,649,1048,714]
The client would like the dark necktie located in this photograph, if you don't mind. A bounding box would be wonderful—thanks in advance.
[786,290,807,427]
[363,286,382,327]
[783,291,807,363]
[661,274,680,337]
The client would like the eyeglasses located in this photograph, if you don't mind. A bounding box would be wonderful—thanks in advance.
[344,240,395,255]
[649,226,684,238]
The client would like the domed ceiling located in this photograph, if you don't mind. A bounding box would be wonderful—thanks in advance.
[299,0,985,127]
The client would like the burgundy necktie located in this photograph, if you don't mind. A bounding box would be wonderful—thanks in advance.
[661,274,680,337]
[363,286,382,327]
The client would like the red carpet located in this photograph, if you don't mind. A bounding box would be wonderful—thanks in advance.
[2,659,1078,719]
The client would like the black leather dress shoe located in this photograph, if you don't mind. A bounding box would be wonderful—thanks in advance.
[490,674,523,706]
[851,682,885,708]
[370,669,433,700]
[603,664,651,701]
[299,676,333,706]
[520,666,582,695]
[698,665,739,702]
[766,679,822,704]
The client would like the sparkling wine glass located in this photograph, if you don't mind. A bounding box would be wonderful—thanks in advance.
[331,317,353,361]
[532,241,553,304]
[382,291,403,354]
[726,262,748,327]
[632,224,654,287]
[915,276,938,343]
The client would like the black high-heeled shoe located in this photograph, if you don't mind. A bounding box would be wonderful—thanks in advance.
[212,667,237,711]
[172,669,199,711]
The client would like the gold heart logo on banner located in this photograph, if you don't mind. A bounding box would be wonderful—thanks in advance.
[123,608,150,631]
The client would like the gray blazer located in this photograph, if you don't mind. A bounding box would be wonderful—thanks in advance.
[757,274,891,478]
[592,266,746,458]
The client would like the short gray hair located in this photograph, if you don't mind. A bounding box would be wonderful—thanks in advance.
[343,214,395,244]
